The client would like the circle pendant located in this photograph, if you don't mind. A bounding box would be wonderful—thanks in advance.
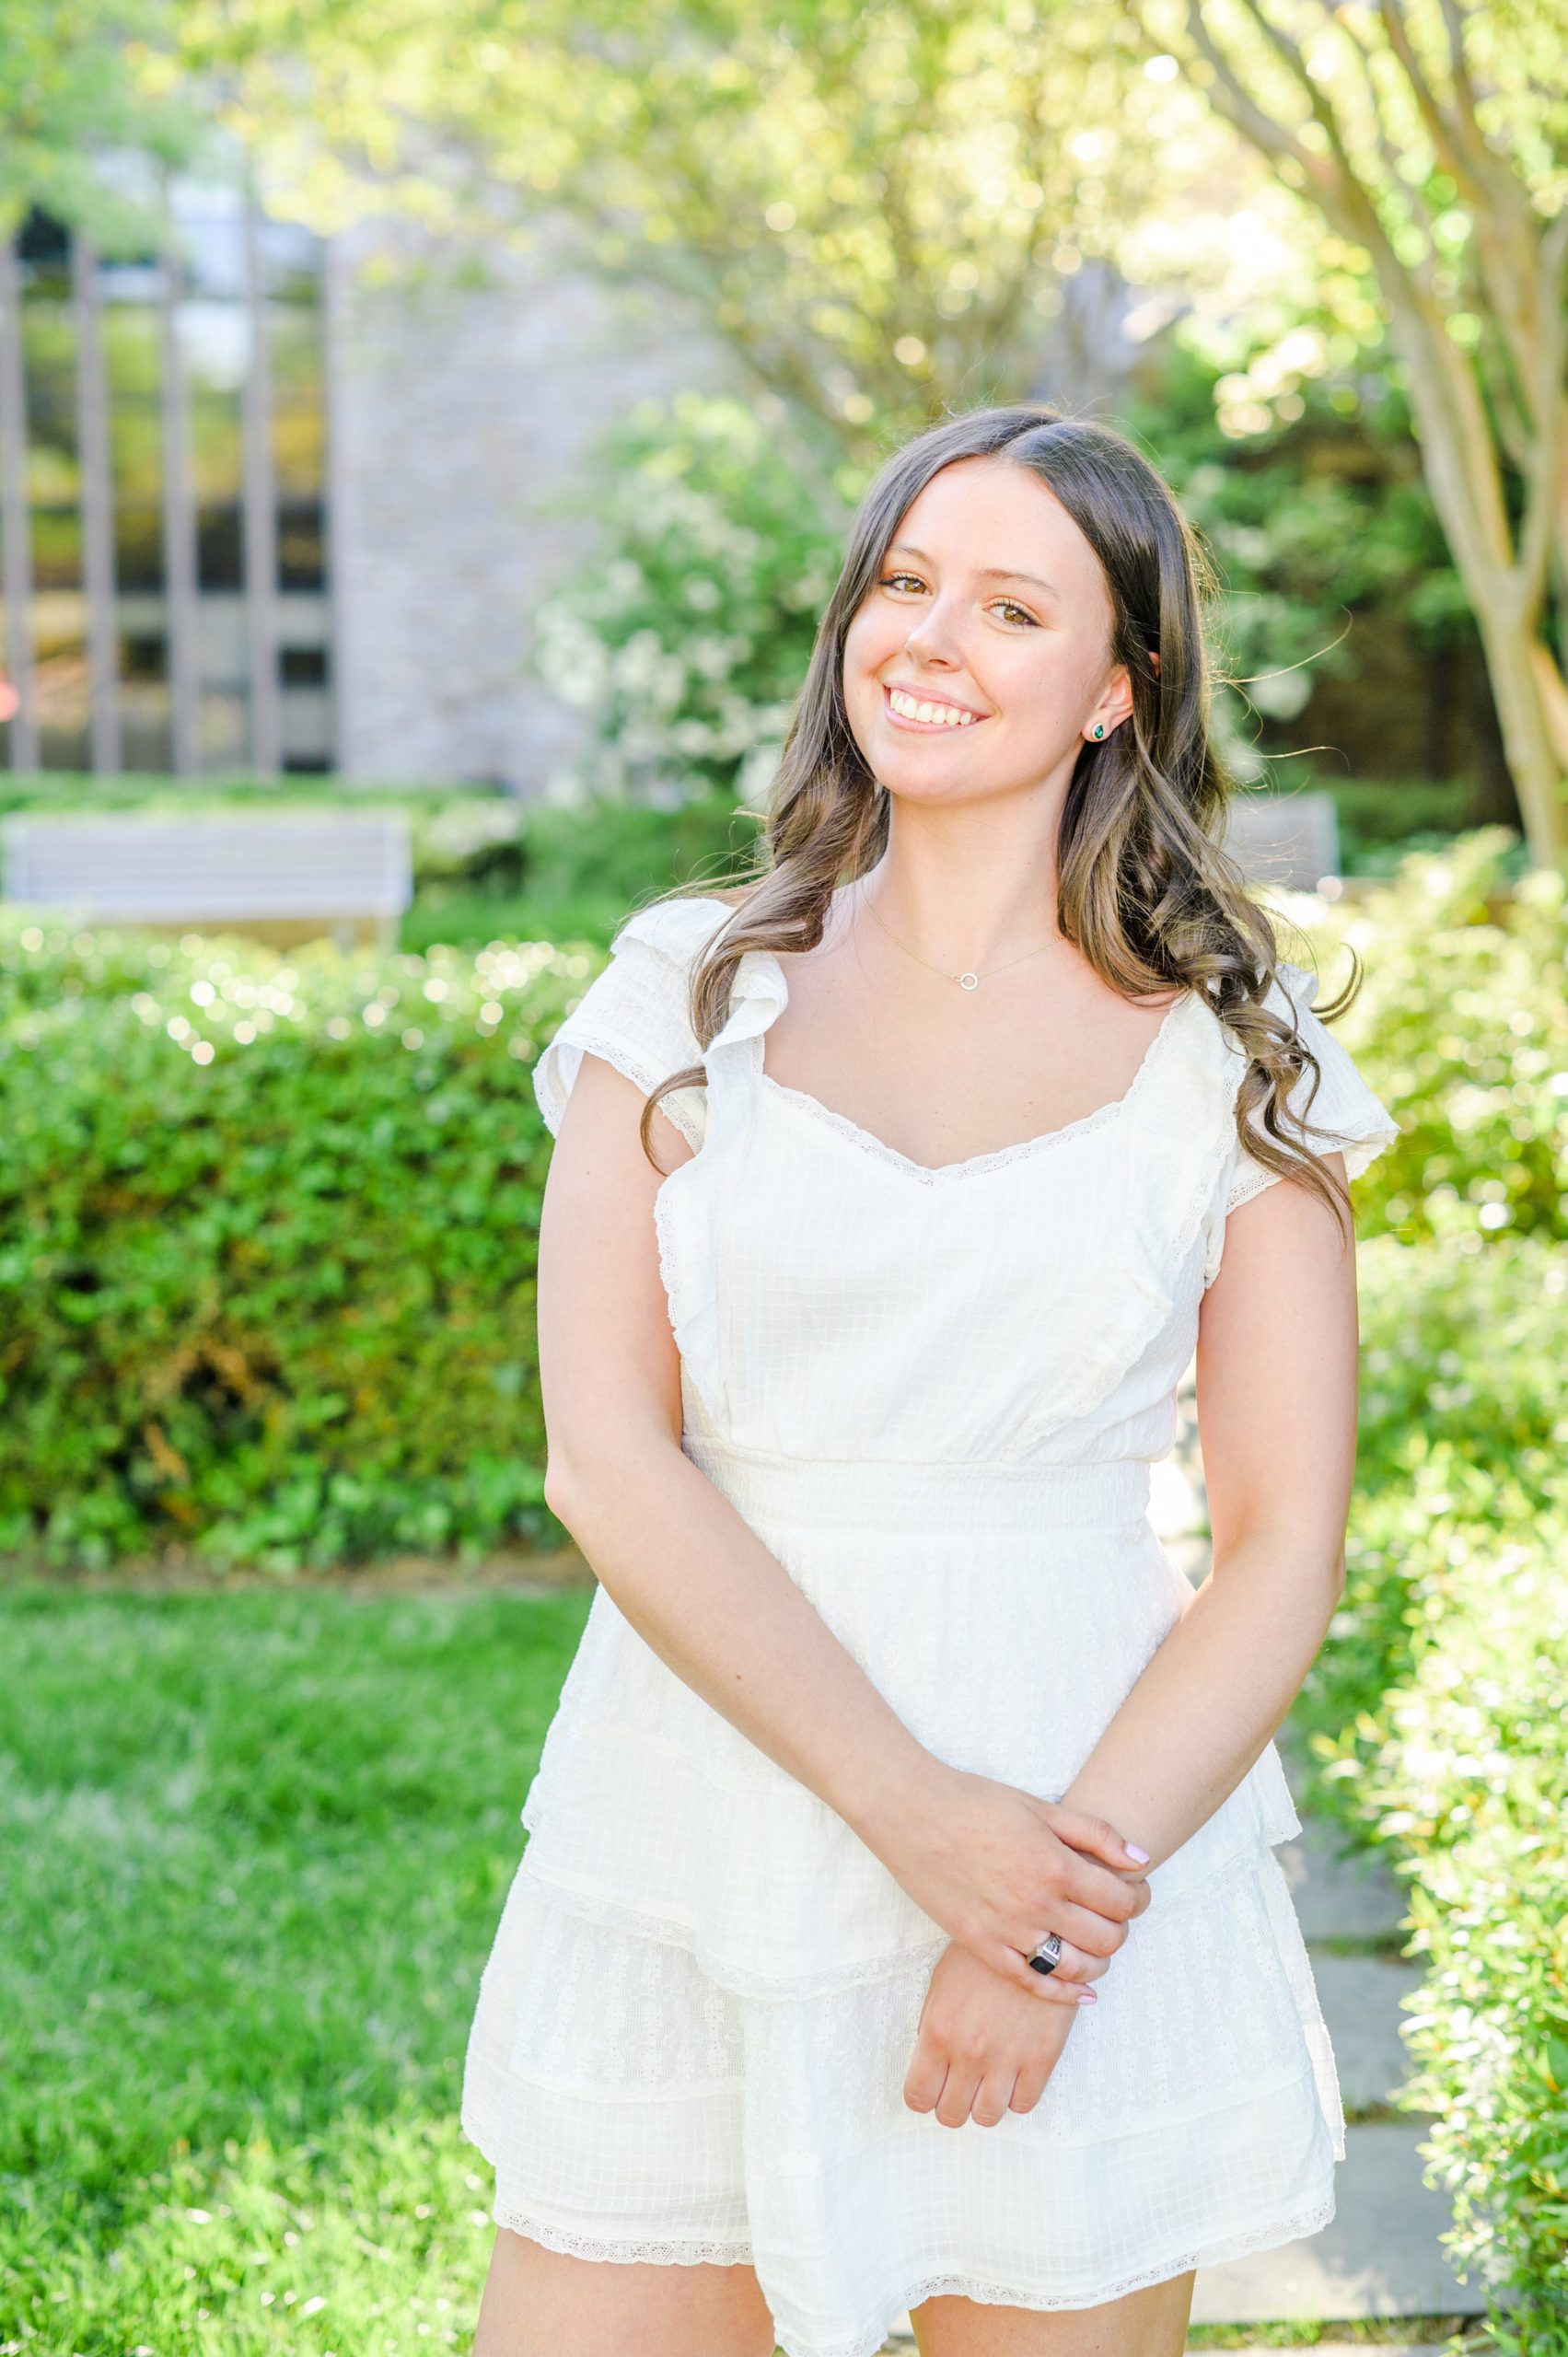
[958,971,980,991]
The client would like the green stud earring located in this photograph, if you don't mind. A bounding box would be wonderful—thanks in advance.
[1092,723,1106,739]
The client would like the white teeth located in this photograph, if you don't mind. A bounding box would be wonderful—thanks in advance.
[889,688,977,726]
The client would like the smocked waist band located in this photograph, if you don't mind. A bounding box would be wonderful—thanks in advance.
[681,1436,1153,1534]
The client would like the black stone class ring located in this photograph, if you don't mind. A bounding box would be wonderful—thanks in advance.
[1028,1933,1063,1976]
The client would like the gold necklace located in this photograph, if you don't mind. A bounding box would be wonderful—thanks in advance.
[863,890,1057,992]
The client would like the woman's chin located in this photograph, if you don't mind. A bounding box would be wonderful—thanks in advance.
[876,762,999,807]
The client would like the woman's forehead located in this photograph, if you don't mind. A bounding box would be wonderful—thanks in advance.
[894,458,1100,583]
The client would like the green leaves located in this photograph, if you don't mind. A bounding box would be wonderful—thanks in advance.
[530,389,850,806]
[1293,1224,1568,2340]
[0,912,581,1571]
[1289,830,1568,1247]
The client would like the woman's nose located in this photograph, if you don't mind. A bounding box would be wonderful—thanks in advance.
[902,612,962,667]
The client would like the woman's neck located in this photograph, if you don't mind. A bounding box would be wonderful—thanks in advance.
[845,805,1068,975]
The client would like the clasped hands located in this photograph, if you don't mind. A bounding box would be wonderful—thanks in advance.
[864,1763,1154,2132]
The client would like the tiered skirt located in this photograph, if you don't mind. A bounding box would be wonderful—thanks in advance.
[461,1446,1345,2357]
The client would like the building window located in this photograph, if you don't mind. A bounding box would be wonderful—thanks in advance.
[0,174,334,776]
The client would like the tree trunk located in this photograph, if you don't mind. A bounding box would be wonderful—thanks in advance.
[1377,294,1568,866]
[1166,0,1568,868]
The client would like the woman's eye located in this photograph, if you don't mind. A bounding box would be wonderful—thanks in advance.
[877,575,1035,627]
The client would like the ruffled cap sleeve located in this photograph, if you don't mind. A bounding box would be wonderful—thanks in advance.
[1225,961,1400,1217]
[531,896,735,1152]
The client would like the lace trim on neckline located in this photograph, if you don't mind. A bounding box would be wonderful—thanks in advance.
[756,992,1193,1188]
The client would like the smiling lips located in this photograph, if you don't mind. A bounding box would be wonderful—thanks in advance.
[883,683,988,729]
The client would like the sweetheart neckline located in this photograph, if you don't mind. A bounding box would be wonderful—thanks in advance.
[754,993,1193,1185]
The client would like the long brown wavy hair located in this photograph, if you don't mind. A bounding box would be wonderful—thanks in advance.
[637,401,1357,1231]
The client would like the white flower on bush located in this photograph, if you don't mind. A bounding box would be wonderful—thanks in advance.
[1248,666,1314,721]
[610,628,668,696]
[606,557,645,597]
[535,609,611,709]
[783,571,832,611]
[738,741,784,807]
[528,390,854,804]
[686,634,742,683]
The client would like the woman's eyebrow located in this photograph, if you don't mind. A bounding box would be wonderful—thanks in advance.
[889,541,1059,597]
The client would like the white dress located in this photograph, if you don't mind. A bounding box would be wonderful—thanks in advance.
[461,891,1400,2357]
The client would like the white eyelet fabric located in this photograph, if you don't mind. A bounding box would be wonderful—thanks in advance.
[463,894,1400,2357]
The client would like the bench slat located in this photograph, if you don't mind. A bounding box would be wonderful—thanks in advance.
[1,813,415,922]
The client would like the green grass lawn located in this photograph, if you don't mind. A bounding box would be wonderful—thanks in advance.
[0,1582,589,2355]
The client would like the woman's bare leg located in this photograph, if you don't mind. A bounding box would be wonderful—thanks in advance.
[472,2226,779,2357]
[911,2267,1195,2357]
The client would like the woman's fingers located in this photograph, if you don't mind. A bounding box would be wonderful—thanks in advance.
[970,2069,1016,2130]
[1053,1860,1151,1938]
[903,2039,948,2114]
[1040,1801,1150,1874]
[933,2064,1043,2129]
[935,2065,993,2130]
[984,1935,1100,2003]
[1008,2065,1051,2115]
[1019,1883,1145,1961]
[1020,1936,1109,1985]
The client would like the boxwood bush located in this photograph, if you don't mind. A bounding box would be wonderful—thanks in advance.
[0,918,592,1570]
[1295,828,1568,1247]
[1368,1539,1568,2351]
[1294,1233,1568,2348]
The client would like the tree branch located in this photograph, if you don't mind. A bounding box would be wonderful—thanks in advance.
[1178,0,1321,184]
[1376,0,1493,206]
[1516,204,1568,615]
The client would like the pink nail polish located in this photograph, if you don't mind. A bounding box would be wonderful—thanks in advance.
[1076,1989,1097,2003]
[1125,1843,1150,1863]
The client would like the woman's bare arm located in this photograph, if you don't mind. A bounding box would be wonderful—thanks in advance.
[538,1048,943,1831]
[535,1047,1151,1996]
[1048,1154,1360,1868]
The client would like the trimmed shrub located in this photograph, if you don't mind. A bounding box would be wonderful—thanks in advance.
[0,916,593,1570]
[1373,1548,1568,2350]
[1288,1234,1568,2347]
[1309,1483,1568,2340]
[1291,829,1568,1246]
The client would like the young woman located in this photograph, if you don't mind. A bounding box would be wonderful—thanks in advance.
[460,403,1399,2357]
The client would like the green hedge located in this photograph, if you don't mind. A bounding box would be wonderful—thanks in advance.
[1292,1234,1568,2348]
[0,920,590,1569]
[1296,828,1568,1246]
[1367,1538,1568,2351]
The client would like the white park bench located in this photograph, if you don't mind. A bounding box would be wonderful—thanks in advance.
[0,810,413,950]
[1223,790,1341,894]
